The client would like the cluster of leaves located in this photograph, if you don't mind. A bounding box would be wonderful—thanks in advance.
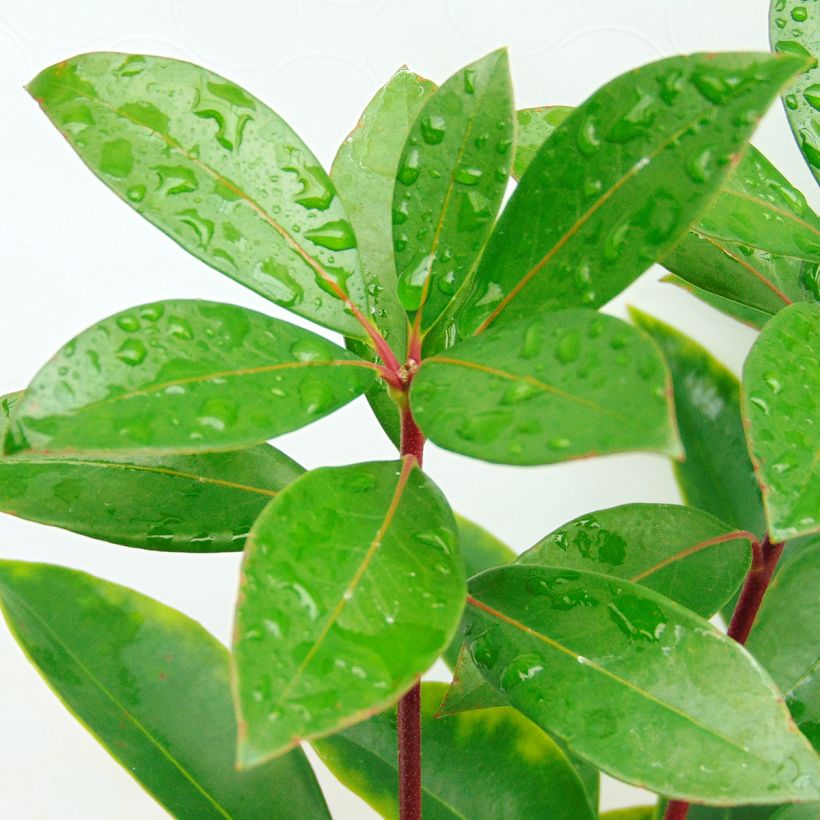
[0,3,818,817]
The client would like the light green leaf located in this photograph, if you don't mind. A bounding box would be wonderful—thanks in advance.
[0,561,329,819]
[5,300,375,457]
[393,49,513,330]
[661,274,770,330]
[410,309,680,465]
[461,564,820,802]
[313,682,594,820]
[232,459,465,766]
[457,52,809,336]
[28,53,371,337]
[601,808,656,820]
[513,106,572,179]
[742,302,820,540]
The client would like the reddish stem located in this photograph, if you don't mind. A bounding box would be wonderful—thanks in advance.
[664,535,784,820]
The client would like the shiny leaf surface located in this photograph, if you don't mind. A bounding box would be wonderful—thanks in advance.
[461,564,820,802]
[512,106,572,179]
[742,302,820,540]
[458,52,808,335]
[233,459,465,766]
[0,561,330,819]
[517,503,753,617]
[411,309,680,465]
[29,53,370,337]
[630,308,766,536]
[392,49,513,329]
[662,273,770,330]
[313,682,594,820]
[6,300,374,456]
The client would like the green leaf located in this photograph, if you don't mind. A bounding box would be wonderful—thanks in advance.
[601,808,656,820]
[392,49,513,329]
[770,805,820,819]
[28,53,371,337]
[0,561,330,819]
[457,52,809,336]
[770,0,820,182]
[662,273,770,330]
[410,309,680,465]
[513,106,573,179]
[333,67,436,360]
[743,302,820,540]
[630,308,766,536]
[313,682,594,820]
[747,538,820,748]
[232,459,466,766]
[6,300,375,457]
[517,503,753,618]
[461,564,820,803]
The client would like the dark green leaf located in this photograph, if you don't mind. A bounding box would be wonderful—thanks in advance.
[232,459,465,766]
[0,561,329,819]
[513,106,573,179]
[630,308,766,536]
[457,52,809,336]
[662,274,770,330]
[770,805,820,819]
[771,0,820,182]
[411,309,680,465]
[461,564,820,803]
[517,503,753,617]
[392,49,513,331]
[6,300,375,456]
[743,302,820,540]
[313,682,594,820]
[28,53,371,337]
[601,808,656,820]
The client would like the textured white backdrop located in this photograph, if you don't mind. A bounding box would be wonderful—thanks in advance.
[0,1,816,817]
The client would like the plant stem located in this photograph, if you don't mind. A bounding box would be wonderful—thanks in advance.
[663,534,784,820]
[398,401,425,819]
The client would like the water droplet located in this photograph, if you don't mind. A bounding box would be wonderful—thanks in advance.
[397,254,434,311]
[749,396,770,415]
[168,316,194,340]
[520,321,544,359]
[299,379,335,416]
[555,329,581,364]
[177,209,214,248]
[463,68,477,94]
[397,149,421,185]
[500,653,544,693]
[804,83,820,111]
[763,372,783,394]
[304,220,357,251]
[420,114,446,144]
[116,338,147,366]
[469,629,499,670]
[116,314,141,333]
[602,221,630,263]
[290,338,328,362]
[607,92,656,143]
[791,5,808,21]
[685,148,713,184]
[457,190,492,231]
[152,164,199,196]
[437,269,457,295]
[393,200,410,225]
[502,380,540,404]
[458,410,510,444]
[253,257,304,308]
[126,184,146,203]
[577,117,601,156]
[454,167,483,186]
[607,595,666,643]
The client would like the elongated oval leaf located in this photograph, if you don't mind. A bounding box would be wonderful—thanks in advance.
[392,49,513,330]
[461,564,820,803]
[517,503,753,618]
[0,561,329,819]
[630,308,766,536]
[28,53,371,337]
[232,458,465,766]
[6,300,375,456]
[410,309,680,465]
[313,681,594,819]
[743,302,820,540]
[457,52,809,335]
[771,0,820,181]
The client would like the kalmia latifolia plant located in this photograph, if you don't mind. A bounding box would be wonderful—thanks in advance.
[1,3,818,819]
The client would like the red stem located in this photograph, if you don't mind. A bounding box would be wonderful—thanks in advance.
[664,535,784,820]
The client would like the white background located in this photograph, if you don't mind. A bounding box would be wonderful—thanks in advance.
[0,1,816,817]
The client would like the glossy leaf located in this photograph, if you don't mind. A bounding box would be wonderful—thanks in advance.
[662,273,770,330]
[517,503,753,618]
[233,459,466,766]
[0,391,301,551]
[457,52,808,336]
[0,561,330,819]
[747,538,820,748]
[743,302,820,540]
[29,53,370,337]
[630,308,766,536]
[392,49,513,330]
[513,106,572,179]
[313,682,594,820]
[410,309,680,465]
[659,804,779,820]
[332,66,436,359]
[6,300,375,457]
[461,564,820,802]
[771,0,820,181]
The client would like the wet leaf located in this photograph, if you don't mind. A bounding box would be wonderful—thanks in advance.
[771,0,820,182]
[410,309,680,465]
[513,105,572,178]
[393,49,513,330]
[742,302,820,540]
[232,459,465,766]
[630,308,766,536]
[661,274,770,330]
[5,300,374,457]
[458,52,809,336]
[313,682,594,820]
[0,561,329,819]
[517,503,753,618]
[28,53,370,337]
[461,564,820,803]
